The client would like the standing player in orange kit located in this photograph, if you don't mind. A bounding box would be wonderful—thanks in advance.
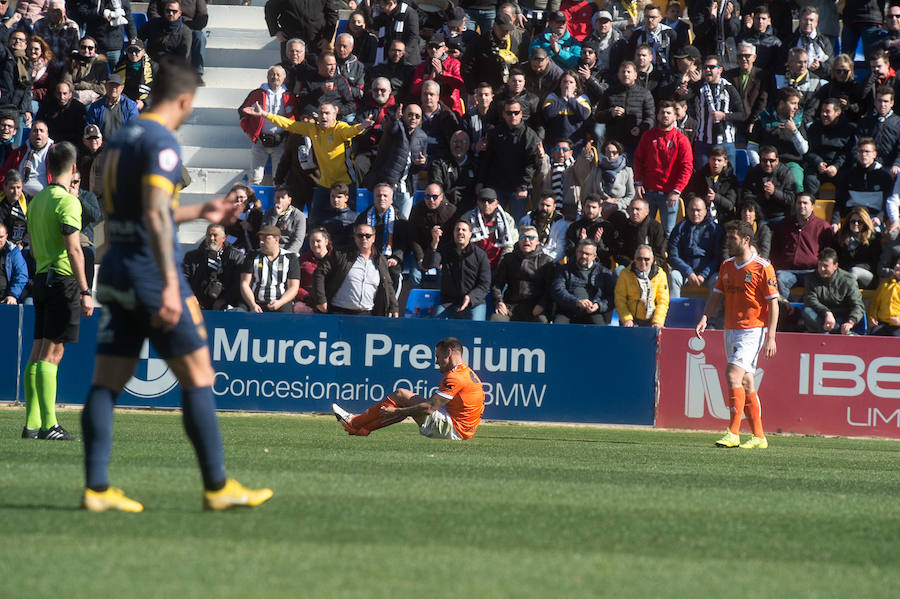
[332,337,485,440]
[695,220,778,449]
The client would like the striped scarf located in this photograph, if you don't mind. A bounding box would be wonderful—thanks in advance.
[551,156,575,211]
[368,206,394,256]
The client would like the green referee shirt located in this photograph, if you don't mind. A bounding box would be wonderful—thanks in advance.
[26,184,82,276]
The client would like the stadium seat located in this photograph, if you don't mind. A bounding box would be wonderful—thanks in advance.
[665,297,706,329]
[413,189,425,205]
[654,196,685,224]
[356,188,372,213]
[734,149,749,183]
[250,185,275,211]
[404,288,440,317]
[814,199,834,222]
[336,18,348,34]
[133,12,148,31]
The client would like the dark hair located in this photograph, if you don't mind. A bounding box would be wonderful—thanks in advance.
[317,51,336,64]
[508,67,525,78]
[575,238,598,252]
[582,193,602,207]
[230,182,260,210]
[737,198,763,222]
[603,139,624,155]
[754,5,770,16]
[554,137,573,148]
[150,57,199,104]
[4,169,22,184]
[778,87,802,103]
[724,219,754,240]
[858,136,877,151]
[657,99,676,112]
[710,145,728,159]
[308,226,332,242]
[46,141,77,178]
[274,185,291,197]
[821,97,843,111]
[868,48,890,64]
[876,84,896,99]
[436,337,464,355]
[703,54,723,66]
[818,247,838,263]
[796,191,816,204]
[758,145,778,157]
[474,81,493,91]
[619,60,636,71]
[330,182,350,196]
[502,98,522,110]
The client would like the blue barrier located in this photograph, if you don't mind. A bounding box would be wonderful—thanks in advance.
[4,306,659,426]
[0,306,21,401]
[666,298,705,329]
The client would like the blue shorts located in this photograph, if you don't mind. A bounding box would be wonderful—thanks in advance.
[95,248,208,359]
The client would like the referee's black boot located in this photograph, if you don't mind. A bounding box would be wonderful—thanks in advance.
[38,424,79,441]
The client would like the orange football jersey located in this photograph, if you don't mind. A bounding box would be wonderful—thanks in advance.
[436,363,485,439]
[713,255,779,329]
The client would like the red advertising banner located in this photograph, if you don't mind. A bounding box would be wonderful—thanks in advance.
[657,329,900,439]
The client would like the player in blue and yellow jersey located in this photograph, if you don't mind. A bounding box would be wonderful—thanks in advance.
[80,59,273,513]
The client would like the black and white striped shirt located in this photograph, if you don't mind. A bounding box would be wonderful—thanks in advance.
[694,80,739,145]
[245,250,300,304]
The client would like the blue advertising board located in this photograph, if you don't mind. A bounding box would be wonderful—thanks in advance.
[6,307,658,425]
[0,306,22,401]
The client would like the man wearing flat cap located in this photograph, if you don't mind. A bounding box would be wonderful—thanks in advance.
[85,74,139,139]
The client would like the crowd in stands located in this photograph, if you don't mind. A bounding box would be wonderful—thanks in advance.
[5,0,900,335]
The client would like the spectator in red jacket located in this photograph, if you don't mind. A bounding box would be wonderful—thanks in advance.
[770,192,835,300]
[633,99,693,238]
[238,65,298,185]
[410,34,464,116]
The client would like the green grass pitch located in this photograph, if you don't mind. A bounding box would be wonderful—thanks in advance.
[2,408,899,599]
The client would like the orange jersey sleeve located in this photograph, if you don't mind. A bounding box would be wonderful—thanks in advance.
[436,364,486,439]
[714,257,778,329]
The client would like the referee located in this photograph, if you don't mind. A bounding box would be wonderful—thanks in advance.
[23,141,94,440]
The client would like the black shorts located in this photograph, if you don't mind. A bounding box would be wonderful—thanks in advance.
[95,248,208,359]
[33,271,81,344]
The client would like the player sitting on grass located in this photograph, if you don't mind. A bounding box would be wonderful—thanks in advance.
[332,337,485,440]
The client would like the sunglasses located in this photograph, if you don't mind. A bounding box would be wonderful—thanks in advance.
[165,8,180,13]
[126,48,141,54]
[761,158,777,163]
[355,233,374,239]
[505,110,521,115]
[703,64,721,70]
[834,68,850,74]
[70,179,81,185]
[848,219,865,225]
[604,149,619,155]
[80,44,95,50]
[519,234,538,241]
[424,193,440,199]
[738,53,753,59]
[554,145,571,152]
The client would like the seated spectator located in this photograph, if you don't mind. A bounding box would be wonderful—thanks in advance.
[36,81,86,147]
[0,114,17,166]
[684,145,739,223]
[355,182,409,289]
[607,196,667,269]
[0,171,27,247]
[347,11,377,67]
[223,183,263,253]
[313,221,398,316]
[860,50,898,116]
[816,55,863,122]
[68,171,101,287]
[876,4,900,71]
[667,193,723,298]
[407,182,457,286]
[803,99,856,197]
[531,10,581,69]
[594,61,655,156]
[781,6,833,80]
[294,227,331,314]
[424,219,491,320]
[238,225,301,313]
[856,86,900,175]
[71,0,136,65]
[410,34,464,116]
[27,36,58,113]
[770,192,834,299]
[0,222,28,304]
[536,137,582,221]
[418,80,460,166]
[139,0,191,64]
[183,223,246,310]
[32,0,81,67]
[61,36,109,106]
[85,74,139,140]
[614,243,669,328]
[633,100,693,238]
[541,71,592,148]
[724,42,768,137]
[366,40,414,96]
[551,238,615,324]
[519,194,567,262]
[735,199,771,259]
[462,187,518,271]
[575,139,635,219]
[115,39,157,111]
[335,33,365,101]
[775,47,823,127]
[239,65,297,186]
[430,129,478,215]
[147,0,208,82]
[748,88,807,192]
[477,99,542,220]
[1,121,52,198]
[801,248,865,335]
[739,146,796,224]
[461,13,518,93]
[868,256,900,336]
[261,186,306,255]
[295,51,356,119]
[834,137,892,229]
[318,182,356,252]
[565,194,607,262]
[490,225,555,322]
[439,7,477,59]
[836,207,881,289]
[365,104,428,218]
[521,46,564,99]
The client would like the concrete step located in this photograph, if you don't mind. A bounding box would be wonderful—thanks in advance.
[207,28,275,50]
[205,46,280,69]
[183,145,248,169]
[186,106,240,126]
[208,5,266,29]
[177,123,248,148]
[193,86,254,109]
[184,167,246,195]
[201,66,269,88]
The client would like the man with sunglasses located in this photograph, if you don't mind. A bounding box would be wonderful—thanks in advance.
[138,0,191,65]
[114,39,157,110]
[490,225,555,322]
[724,42,768,136]
[407,182,456,286]
[875,4,900,70]
[739,146,796,223]
[147,0,208,83]
[0,114,17,166]
[61,36,109,106]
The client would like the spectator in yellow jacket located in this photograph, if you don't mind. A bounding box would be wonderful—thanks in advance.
[614,243,669,327]
[868,257,900,336]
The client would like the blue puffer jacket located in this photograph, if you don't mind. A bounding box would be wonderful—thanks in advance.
[551,260,616,316]
[1,240,28,300]
[85,95,140,132]
[667,215,724,280]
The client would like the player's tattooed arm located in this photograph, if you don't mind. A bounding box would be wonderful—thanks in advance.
[143,184,179,286]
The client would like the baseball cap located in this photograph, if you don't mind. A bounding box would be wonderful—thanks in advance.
[672,45,701,60]
[494,13,514,31]
[258,225,282,237]
[477,187,498,202]
[126,38,144,51]
[549,10,567,21]
[83,124,101,139]
[593,10,613,23]
[106,73,123,85]
[448,6,466,27]
[428,33,446,47]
